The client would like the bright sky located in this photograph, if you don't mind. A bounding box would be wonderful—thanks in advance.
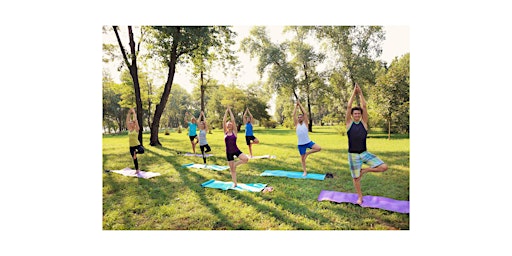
[104,25,409,92]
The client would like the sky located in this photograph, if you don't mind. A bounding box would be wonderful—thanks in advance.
[103,25,409,114]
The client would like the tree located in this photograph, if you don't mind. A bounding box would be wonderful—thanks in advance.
[374,53,410,138]
[315,26,385,106]
[145,26,238,146]
[102,72,125,133]
[111,26,146,145]
[240,26,299,100]
[284,26,326,131]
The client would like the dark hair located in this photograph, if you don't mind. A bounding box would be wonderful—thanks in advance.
[351,106,363,115]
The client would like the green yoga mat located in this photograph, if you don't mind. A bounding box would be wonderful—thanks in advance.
[260,170,326,180]
[200,179,267,192]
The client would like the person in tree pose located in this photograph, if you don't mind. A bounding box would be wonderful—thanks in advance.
[223,106,249,187]
[126,108,145,177]
[198,111,212,164]
[184,112,199,154]
[243,107,259,158]
[293,101,321,176]
[345,83,388,205]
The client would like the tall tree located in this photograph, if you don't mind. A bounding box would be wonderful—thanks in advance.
[284,26,326,131]
[112,26,146,145]
[374,53,410,138]
[145,26,237,146]
[315,26,385,106]
[240,26,299,100]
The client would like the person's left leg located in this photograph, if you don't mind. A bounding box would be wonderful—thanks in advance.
[304,143,321,160]
[235,153,249,167]
[228,161,237,187]
[360,152,387,176]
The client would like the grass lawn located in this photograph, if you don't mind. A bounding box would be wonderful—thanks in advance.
[102,126,409,230]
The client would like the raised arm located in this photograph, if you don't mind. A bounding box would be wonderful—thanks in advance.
[126,108,132,128]
[131,108,140,131]
[346,85,358,126]
[297,101,308,126]
[293,102,298,127]
[184,112,189,124]
[228,107,237,134]
[243,108,248,124]
[247,108,254,123]
[223,108,229,133]
[357,84,368,125]
[201,111,208,132]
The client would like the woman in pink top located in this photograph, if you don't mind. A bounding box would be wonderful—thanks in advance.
[223,106,249,187]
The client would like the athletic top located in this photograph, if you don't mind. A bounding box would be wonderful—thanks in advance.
[296,122,311,145]
[128,130,139,147]
[224,132,240,153]
[199,129,208,146]
[347,121,367,153]
[245,122,253,136]
[188,122,197,136]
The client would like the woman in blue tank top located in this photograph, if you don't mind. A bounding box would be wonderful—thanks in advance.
[223,106,249,187]
[243,107,259,158]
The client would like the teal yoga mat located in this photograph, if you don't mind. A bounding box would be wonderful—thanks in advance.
[182,163,229,171]
[260,170,326,180]
[201,179,267,192]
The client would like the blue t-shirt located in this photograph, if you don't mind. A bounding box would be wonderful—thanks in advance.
[188,122,197,136]
[245,122,253,136]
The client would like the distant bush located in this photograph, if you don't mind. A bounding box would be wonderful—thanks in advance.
[262,119,278,129]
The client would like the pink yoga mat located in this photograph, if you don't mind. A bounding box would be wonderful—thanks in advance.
[317,190,409,213]
[109,167,161,179]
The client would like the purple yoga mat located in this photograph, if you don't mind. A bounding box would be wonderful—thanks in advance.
[317,190,409,213]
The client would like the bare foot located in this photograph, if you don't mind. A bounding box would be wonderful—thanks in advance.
[302,172,307,177]
[233,183,238,188]
[356,197,363,205]
[360,168,368,177]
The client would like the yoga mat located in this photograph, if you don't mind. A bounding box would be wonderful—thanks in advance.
[183,153,214,157]
[260,170,326,180]
[201,179,267,192]
[317,190,410,213]
[182,163,229,171]
[250,155,276,159]
[109,167,161,179]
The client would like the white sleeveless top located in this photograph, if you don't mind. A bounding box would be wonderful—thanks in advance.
[296,122,311,145]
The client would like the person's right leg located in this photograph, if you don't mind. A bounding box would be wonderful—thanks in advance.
[301,154,307,176]
[353,177,363,205]
[200,145,206,164]
[348,152,363,204]
[228,161,237,187]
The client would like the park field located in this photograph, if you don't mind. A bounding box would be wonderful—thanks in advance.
[102,126,409,230]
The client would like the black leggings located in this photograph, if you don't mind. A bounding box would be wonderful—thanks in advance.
[130,146,145,170]
[200,144,211,164]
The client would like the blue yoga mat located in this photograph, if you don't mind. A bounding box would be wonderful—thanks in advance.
[260,170,326,180]
[182,163,229,171]
[201,179,267,192]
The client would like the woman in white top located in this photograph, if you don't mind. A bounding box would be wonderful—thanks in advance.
[198,111,211,164]
[293,101,321,176]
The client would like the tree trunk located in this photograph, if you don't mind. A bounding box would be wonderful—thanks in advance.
[200,70,205,113]
[307,94,313,132]
[150,41,179,146]
[388,116,391,140]
[127,27,144,146]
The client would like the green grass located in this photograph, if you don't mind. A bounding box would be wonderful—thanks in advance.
[103,126,409,230]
